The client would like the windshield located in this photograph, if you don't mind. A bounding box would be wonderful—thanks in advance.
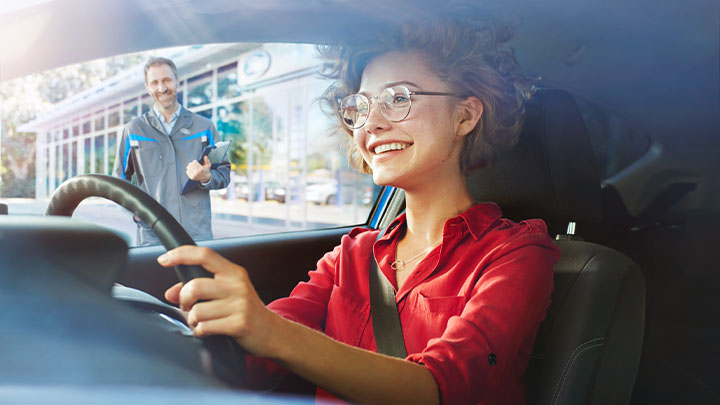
[1,43,378,246]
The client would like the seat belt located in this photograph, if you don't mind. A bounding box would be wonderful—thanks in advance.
[369,228,408,358]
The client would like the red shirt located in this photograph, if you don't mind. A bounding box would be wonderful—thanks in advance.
[251,203,560,404]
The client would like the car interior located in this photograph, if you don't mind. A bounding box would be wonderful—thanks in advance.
[0,0,718,403]
[468,89,645,404]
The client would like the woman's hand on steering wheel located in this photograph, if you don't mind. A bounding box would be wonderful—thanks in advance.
[159,246,282,358]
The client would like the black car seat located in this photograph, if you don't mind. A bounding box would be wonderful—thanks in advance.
[467,89,645,404]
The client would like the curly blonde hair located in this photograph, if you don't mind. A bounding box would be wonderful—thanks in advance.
[318,12,534,174]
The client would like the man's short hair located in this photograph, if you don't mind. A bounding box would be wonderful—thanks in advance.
[144,57,178,83]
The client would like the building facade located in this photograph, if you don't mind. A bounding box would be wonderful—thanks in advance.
[21,43,352,202]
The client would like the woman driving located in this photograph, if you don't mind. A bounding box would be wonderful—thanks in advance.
[159,12,560,405]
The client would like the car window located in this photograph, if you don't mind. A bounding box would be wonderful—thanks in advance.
[2,43,379,246]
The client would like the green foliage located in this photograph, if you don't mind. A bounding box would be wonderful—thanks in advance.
[219,98,279,173]
[250,98,275,166]
[37,54,147,104]
[0,53,146,197]
[0,128,36,197]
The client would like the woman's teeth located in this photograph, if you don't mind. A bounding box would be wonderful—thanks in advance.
[374,142,409,154]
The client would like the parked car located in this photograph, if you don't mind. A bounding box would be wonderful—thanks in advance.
[264,182,288,203]
[229,180,284,203]
[304,179,372,206]
[0,0,717,403]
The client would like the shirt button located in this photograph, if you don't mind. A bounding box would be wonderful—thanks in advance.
[488,353,497,366]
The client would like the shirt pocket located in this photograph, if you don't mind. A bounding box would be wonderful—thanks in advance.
[135,142,165,179]
[325,285,369,347]
[416,294,466,339]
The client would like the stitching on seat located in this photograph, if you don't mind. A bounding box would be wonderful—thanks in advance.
[551,337,607,405]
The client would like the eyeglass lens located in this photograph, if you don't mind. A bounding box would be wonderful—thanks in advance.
[340,86,412,129]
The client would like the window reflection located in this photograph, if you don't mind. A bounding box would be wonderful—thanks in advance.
[196,109,212,119]
[84,137,92,174]
[82,116,91,134]
[108,105,120,127]
[187,71,213,108]
[141,94,152,115]
[107,132,117,176]
[123,98,138,124]
[94,134,105,174]
[61,143,69,182]
[45,147,52,192]
[70,140,78,178]
[176,80,185,106]
[218,62,241,99]
[94,110,105,131]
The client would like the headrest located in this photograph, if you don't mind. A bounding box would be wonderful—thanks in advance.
[467,89,602,224]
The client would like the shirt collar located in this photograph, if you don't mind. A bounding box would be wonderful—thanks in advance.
[454,202,503,240]
[153,103,182,124]
[379,202,503,242]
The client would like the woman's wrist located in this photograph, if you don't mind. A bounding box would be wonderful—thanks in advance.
[241,306,295,360]
[263,313,305,362]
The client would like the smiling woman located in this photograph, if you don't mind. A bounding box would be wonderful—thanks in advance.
[321,17,532,177]
[156,12,564,405]
[0,0,718,404]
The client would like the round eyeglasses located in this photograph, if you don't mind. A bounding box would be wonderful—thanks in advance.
[338,85,461,130]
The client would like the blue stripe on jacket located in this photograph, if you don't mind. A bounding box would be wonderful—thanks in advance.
[181,129,214,145]
[122,134,159,180]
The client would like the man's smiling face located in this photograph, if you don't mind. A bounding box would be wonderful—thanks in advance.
[145,63,178,113]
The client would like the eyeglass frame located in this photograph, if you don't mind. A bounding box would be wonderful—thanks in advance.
[337,85,466,130]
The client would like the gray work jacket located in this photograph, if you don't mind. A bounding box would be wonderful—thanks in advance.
[113,107,230,245]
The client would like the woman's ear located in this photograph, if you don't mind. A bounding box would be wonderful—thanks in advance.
[455,97,484,137]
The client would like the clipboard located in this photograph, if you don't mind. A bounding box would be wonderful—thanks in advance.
[181,140,231,194]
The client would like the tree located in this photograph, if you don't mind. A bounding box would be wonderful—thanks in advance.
[222,98,278,174]
[250,98,275,168]
[0,75,45,197]
[0,54,147,197]
[0,125,35,197]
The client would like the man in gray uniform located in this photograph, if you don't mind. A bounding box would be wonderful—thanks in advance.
[113,57,230,246]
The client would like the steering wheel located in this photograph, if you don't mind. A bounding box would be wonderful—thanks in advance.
[45,174,246,386]
[46,174,212,282]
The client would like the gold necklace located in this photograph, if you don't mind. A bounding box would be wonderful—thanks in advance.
[391,241,442,270]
